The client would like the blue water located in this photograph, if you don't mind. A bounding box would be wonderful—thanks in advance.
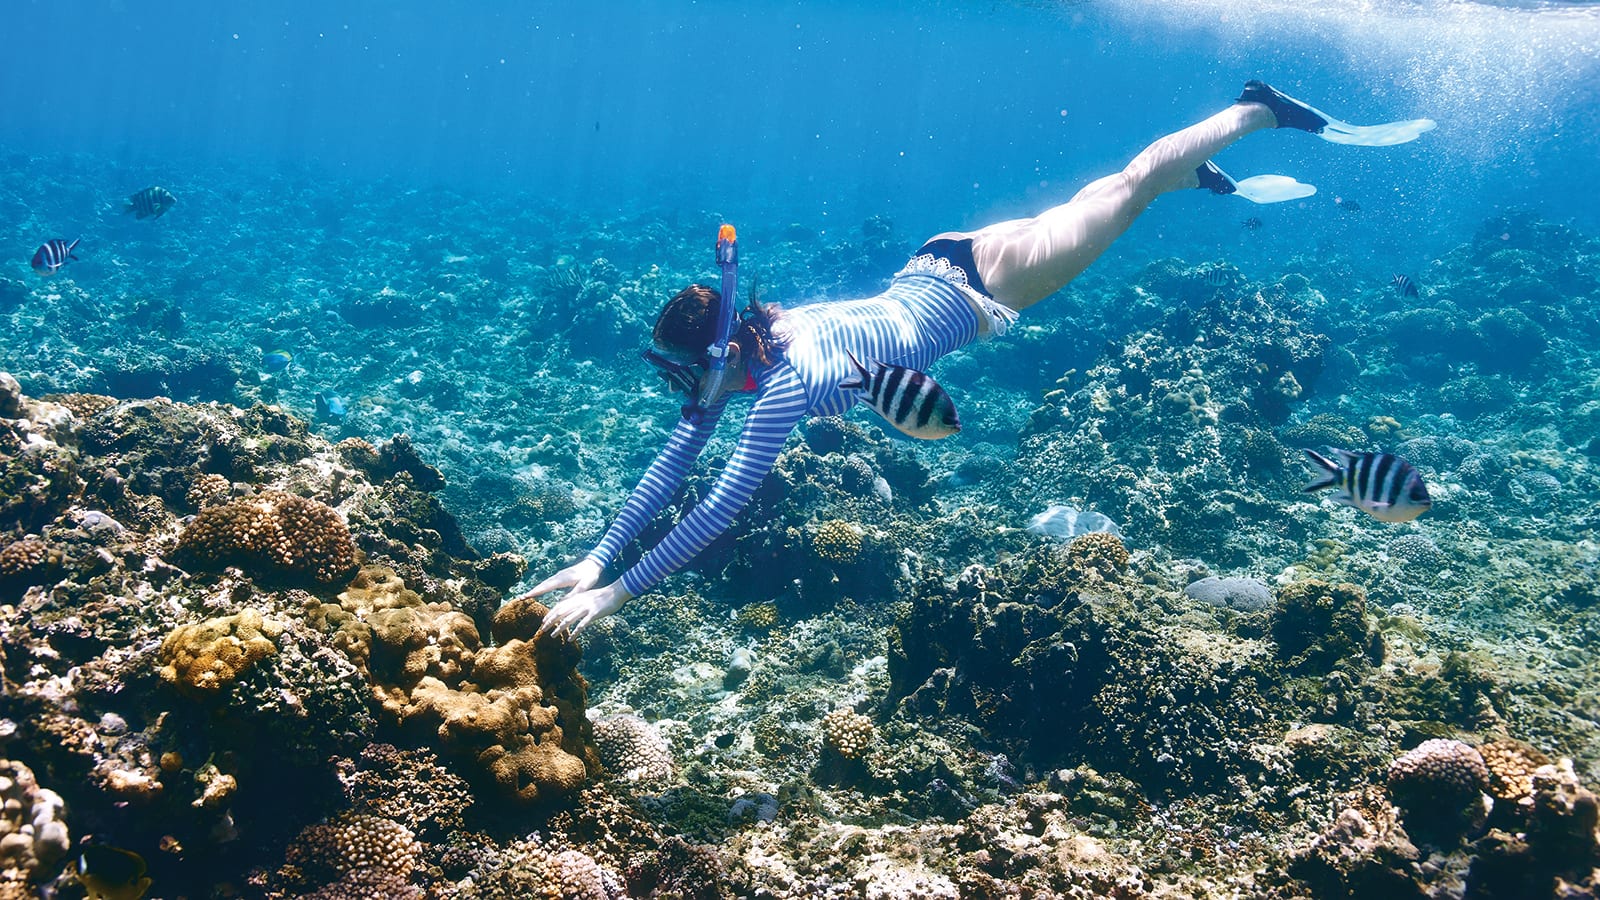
[8,0,1598,276]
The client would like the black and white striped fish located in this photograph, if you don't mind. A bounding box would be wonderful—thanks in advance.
[842,351,960,440]
[124,186,176,219]
[1304,449,1432,523]
[30,238,79,275]
[1392,273,1419,298]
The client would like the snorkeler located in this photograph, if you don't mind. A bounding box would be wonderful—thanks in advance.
[526,80,1436,638]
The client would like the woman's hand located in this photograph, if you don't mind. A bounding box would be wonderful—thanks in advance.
[536,581,634,638]
[524,558,604,600]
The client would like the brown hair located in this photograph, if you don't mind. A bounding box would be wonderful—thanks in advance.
[653,283,785,368]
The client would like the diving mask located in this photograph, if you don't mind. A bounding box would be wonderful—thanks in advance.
[642,348,702,397]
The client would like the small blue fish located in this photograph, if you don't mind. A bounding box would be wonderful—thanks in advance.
[315,391,347,421]
[31,238,79,275]
[1392,274,1420,298]
[262,349,294,373]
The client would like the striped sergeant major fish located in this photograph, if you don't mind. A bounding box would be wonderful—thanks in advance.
[1392,273,1419,298]
[31,238,80,275]
[841,350,960,440]
[124,185,176,219]
[1304,448,1432,523]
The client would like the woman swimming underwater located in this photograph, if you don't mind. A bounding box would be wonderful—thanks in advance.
[525,80,1435,638]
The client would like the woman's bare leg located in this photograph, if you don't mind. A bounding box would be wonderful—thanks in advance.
[941,101,1277,313]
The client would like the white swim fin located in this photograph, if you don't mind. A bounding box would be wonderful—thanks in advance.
[1239,80,1436,147]
[1316,113,1437,147]
[1197,161,1316,204]
[1233,174,1317,204]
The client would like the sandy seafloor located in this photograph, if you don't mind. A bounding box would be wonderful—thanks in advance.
[1,150,1599,899]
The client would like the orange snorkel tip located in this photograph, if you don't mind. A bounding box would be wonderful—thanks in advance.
[719,223,737,243]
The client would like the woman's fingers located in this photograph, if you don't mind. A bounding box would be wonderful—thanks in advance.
[537,595,586,638]
[527,572,575,597]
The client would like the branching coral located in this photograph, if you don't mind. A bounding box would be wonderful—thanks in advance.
[1272,579,1382,673]
[1478,738,1550,807]
[0,538,61,589]
[821,709,875,760]
[813,519,863,565]
[458,838,620,900]
[1062,531,1130,583]
[339,743,472,840]
[185,472,233,511]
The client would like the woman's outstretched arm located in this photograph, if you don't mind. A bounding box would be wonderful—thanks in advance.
[539,368,810,637]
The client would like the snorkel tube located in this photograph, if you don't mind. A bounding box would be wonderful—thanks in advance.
[684,223,738,423]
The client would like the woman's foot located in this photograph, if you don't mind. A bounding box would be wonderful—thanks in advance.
[1238,80,1436,146]
[1196,160,1238,196]
[1239,80,1329,132]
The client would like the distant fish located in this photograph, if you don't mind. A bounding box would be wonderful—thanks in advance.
[1304,449,1432,523]
[1199,266,1232,287]
[124,185,176,219]
[1242,216,1263,231]
[262,349,294,373]
[31,238,79,275]
[76,844,152,900]
[315,391,347,421]
[1392,273,1420,298]
[842,350,959,439]
[1334,196,1361,213]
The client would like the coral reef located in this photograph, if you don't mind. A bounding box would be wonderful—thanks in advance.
[338,743,473,841]
[3,141,1600,900]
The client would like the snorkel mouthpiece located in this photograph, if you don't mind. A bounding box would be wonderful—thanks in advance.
[683,224,739,424]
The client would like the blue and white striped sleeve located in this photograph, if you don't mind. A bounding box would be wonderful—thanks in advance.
[618,372,810,597]
[584,405,725,571]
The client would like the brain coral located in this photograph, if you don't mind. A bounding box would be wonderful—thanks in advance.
[175,489,356,584]
[592,714,674,785]
[0,538,61,586]
[158,607,283,694]
[282,812,420,890]
[1386,738,1490,842]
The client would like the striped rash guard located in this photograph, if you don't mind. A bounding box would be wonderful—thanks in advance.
[586,260,1005,597]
